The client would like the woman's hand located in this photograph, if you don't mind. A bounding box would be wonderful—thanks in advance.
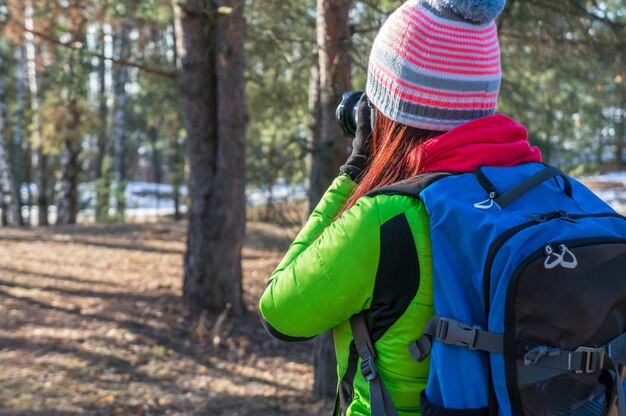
[340,93,373,183]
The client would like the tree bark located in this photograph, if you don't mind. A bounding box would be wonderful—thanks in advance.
[309,0,352,210]
[312,0,352,401]
[37,154,50,225]
[149,127,163,184]
[149,127,162,213]
[112,13,133,219]
[0,54,20,226]
[95,25,112,222]
[170,5,185,221]
[313,330,338,400]
[95,26,109,179]
[57,13,86,226]
[24,0,48,226]
[306,49,322,214]
[57,74,82,226]
[169,132,185,221]
[13,47,26,226]
[57,138,81,225]
[178,0,246,316]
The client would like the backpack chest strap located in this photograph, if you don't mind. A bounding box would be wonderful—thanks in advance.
[410,317,626,416]
[411,316,626,366]
[409,316,504,363]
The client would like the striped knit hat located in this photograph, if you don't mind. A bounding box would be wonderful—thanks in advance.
[366,0,506,132]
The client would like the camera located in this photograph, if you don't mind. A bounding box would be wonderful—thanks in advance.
[335,91,364,138]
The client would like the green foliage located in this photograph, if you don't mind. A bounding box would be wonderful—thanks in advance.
[0,0,624,227]
[245,0,314,191]
[40,48,95,155]
[497,0,626,171]
[244,0,407,194]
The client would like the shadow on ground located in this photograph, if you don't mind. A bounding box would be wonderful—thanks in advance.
[0,221,330,416]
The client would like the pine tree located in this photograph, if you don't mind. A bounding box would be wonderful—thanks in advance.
[177,0,247,316]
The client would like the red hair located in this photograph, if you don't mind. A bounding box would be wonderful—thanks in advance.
[341,109,443,214]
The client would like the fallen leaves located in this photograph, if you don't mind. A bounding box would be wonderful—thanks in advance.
[100,394,116,403]
[0,221,332,415]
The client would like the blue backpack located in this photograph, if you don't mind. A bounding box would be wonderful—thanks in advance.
[354,162,626,416]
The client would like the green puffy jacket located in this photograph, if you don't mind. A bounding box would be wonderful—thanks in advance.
[259,174,434,415]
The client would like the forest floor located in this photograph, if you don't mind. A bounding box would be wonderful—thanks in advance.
[0,220,334,416]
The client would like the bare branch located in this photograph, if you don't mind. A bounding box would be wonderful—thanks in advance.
[2,20,180,80]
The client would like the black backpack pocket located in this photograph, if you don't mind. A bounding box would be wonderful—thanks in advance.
[505,239,626,416]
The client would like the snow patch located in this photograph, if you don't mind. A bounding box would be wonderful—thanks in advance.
[578,171,626,214]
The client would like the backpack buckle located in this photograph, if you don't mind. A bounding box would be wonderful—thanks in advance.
[409,337,433,363]
[574,347,605,374]
[360,357,378,381]
[436,317,479,350]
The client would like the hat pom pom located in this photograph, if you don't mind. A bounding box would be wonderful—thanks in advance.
[428,0,506,23]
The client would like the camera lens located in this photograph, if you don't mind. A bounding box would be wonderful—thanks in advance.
[335,91,364,138]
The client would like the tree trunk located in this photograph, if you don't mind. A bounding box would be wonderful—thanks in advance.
[309,0,352,210]
[312,0,352,401]
[24,0,48,226]
[95,25,112,222]
[149,127,163,184]
[24,145,33,226]
[170,5,185,221]
[112,14,133,219]
[57,99,82,225]
[178,0,246,316]
[306,49,322,214]
[57,40,85,226]
[149,127,162,214]
[95,26,109,179]
[37,154,49,225]
[0,125,15,227]
[57,5,88,225]
[169,133,185,221]
[57,138,81,225]
[0,53,20,226]
[14,47,26,226]
[313,331,337,399]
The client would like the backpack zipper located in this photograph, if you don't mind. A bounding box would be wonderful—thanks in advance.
[482,212,626,320]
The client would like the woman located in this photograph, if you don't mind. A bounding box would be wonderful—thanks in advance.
[259,0,542,414]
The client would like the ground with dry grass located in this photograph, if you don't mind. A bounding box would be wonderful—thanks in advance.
[0,221,334,416]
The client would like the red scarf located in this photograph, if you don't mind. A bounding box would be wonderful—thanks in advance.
[420,114,542,173]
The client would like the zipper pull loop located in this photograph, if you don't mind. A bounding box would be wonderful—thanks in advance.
[558,244,578,269]
[474,192,498,210]
[544,244,562,269]
[544,243,579,269]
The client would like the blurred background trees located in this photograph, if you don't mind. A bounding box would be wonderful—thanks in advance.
[0,0,623,405]
[497,0,626,173]
[0,0,621,224]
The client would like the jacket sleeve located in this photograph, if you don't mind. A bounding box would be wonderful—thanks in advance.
[259,174,381,341]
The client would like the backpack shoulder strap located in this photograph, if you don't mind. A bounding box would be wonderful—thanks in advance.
[350,312,398,416]
[366,171,456,199]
